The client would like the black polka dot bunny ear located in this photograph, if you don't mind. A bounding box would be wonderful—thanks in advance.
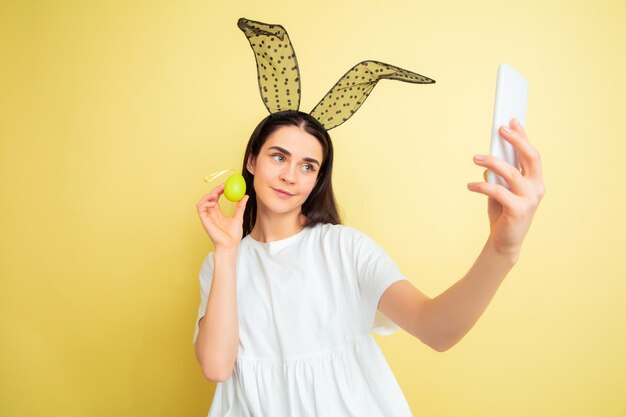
[309,60,435,130]
[238,17,435,130]
[237,18,301,113]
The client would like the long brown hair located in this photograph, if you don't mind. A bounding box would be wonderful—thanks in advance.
[240,110,341,237]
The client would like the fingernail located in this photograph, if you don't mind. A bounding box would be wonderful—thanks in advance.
[474,154,486,160]
[502,125,511,133]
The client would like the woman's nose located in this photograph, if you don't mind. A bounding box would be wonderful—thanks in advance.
[280,164,296,184]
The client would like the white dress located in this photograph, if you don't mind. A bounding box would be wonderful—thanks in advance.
[193,223,413,416]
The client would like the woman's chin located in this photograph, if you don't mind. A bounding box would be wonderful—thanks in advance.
[259,199,302,216]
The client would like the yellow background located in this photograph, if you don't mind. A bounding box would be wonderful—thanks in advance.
[1,0,625,416]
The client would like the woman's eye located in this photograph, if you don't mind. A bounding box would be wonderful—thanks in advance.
[271,154,315,172]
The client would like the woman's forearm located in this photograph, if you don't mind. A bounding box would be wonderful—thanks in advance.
[422,239,517,352]
[194,248,239,381]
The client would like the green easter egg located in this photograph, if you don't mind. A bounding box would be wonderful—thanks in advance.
[224,173,246,202]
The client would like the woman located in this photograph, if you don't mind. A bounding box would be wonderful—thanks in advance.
[193,110,545,416]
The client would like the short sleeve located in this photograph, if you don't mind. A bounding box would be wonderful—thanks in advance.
[352,229,407,336]
[192,252,214,345]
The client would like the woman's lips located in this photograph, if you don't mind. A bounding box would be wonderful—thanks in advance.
[272,187,295,199]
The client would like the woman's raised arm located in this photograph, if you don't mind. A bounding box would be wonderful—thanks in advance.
[379,117,544,352]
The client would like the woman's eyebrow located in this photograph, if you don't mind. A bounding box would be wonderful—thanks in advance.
[268,146,320,166]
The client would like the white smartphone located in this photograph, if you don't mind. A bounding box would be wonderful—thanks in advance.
[487,63,528,190]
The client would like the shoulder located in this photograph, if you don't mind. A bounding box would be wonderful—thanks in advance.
[311,223,376,248]
[312,222,359,238]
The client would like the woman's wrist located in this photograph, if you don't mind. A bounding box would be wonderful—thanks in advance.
[214,245,239,258]
[486,236,520,265]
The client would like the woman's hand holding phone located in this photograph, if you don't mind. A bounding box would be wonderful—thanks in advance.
[468,117,545,259]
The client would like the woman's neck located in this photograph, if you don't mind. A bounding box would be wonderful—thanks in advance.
[250,209,309,243]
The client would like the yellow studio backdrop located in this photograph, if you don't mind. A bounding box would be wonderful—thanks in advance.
[1,0,624,416]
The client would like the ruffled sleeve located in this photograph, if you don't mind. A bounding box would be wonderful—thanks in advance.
[351,229,407,336]
[192,252,214,345]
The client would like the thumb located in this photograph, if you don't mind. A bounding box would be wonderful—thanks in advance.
[234,194,249,222]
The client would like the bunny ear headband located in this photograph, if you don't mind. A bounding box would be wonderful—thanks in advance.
[237,17,436,131]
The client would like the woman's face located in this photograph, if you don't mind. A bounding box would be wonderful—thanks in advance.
[247,124,324,217]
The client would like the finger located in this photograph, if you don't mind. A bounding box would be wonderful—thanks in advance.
[197,198,219,212]
[474,154,529,196]
[206,200,226,223]
[234,195,249,222]
[500,119,543,182]
[509,118,544,185]
[210,183,226,197]
[207,206,222,224]
[205,183,227,203]
[467,180,518,209]
[197,183,226,205]
[197,201,219,216]
[199,188,226,207]
[511,117,527,137]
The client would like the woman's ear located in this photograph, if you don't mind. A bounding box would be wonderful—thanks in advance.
[246,154,256,175]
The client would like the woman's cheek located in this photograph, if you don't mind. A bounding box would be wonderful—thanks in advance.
[303,176,317,193]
